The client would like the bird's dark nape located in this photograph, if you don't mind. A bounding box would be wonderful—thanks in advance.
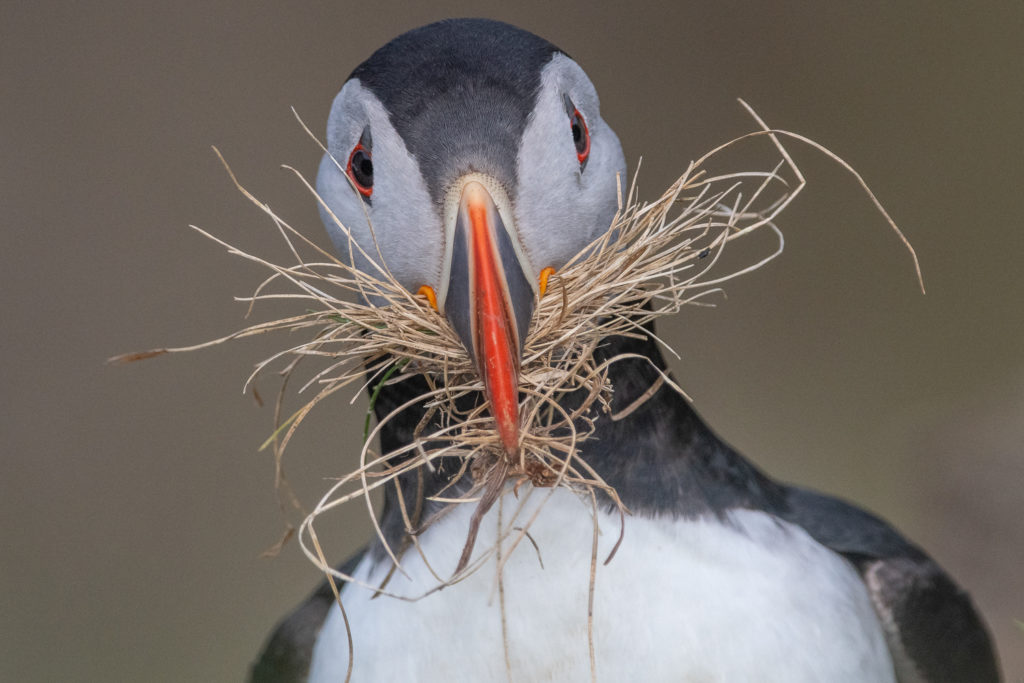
[347,19,562,205]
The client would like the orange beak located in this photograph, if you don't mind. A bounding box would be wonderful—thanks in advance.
[443,181,534,457]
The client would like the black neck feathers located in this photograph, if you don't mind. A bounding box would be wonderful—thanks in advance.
[369,319,785,547]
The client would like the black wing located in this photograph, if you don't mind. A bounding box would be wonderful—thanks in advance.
[782,487,1000,682]
[249,549,366,683]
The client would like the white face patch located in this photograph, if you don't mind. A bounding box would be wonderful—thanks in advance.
[316,80,445,296]
[514,54,627,280]
[317,56,626,305]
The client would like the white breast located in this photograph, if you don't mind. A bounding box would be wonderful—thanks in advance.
[309,488,895,682]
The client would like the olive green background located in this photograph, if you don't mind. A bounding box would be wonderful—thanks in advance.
[3,2,1021,681]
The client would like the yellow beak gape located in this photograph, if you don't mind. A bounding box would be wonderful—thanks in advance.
[538,267,556,297]
[418,285,438,310]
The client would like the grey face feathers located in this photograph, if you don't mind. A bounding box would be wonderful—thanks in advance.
[316,18,626,306]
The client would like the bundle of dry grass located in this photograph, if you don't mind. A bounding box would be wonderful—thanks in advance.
[111,102,920,604]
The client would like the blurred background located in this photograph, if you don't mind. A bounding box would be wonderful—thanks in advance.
[3,2,1021,681]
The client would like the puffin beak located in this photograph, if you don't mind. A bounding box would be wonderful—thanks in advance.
[444,180,535,457]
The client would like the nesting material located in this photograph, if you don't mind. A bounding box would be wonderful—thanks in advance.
[111,102,920,603]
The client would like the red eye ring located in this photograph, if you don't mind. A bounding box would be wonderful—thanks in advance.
[346,143,373,197]
[570,108,590,164]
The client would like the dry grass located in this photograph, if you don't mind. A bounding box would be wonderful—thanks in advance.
[111,101,920,680]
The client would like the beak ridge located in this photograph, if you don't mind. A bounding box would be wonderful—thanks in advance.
[444,181,533,457]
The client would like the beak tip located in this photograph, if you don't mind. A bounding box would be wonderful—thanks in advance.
[491,399,520,458]
[498,426,519,458]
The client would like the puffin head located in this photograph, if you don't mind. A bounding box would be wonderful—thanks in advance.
[316,18,626,457]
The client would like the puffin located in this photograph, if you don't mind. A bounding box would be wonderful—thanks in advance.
[249,18,999,682]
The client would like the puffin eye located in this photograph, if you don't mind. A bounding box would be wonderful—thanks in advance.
[346,143,373,197]
[569,108,590,165]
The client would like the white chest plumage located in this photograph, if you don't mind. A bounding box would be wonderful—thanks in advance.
[309,488,895,682]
